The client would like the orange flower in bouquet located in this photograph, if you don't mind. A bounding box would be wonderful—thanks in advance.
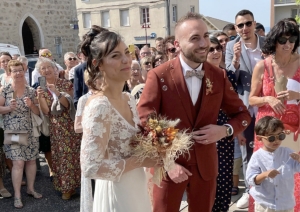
[130,113,194,186]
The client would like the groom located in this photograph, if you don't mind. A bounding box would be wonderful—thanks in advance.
[137,12,251,212]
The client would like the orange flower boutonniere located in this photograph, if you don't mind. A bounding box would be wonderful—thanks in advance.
[206,78,213,95]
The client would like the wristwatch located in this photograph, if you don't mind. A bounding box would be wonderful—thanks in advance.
[224,124,233,137]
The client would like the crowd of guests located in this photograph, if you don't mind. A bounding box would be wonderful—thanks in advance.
[0,8,300,212]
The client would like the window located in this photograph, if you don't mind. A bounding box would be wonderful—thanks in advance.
[141,7,150,24]
[291,8,299,18]
[190,6,195,13]
[82,12,91,28]
[172,5,177,22]
[120,9,130,26]
[101,11,110,27]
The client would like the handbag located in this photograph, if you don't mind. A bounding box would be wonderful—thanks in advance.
[4,130,29,145]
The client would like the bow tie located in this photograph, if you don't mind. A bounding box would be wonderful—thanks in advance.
[185,70,205,79]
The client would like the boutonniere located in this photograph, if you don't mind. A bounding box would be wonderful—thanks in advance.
[206,78,213,95]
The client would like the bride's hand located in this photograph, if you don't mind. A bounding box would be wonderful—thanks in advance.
[265,96,285,115]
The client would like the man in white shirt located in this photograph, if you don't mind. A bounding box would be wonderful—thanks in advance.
[31,48,64,85]
[225,9,265,209]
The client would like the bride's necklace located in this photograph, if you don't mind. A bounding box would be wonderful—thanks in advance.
[272,54,291,68]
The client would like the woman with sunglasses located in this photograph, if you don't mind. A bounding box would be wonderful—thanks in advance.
[61,52,79,81]
[163,35,178,61]
[246,116,300,212]
[206,37,238,212]
[249,20,300,211]
[140,56,154,82]
[212,32,229,69]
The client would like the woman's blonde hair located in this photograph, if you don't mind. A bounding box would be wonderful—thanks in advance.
[7,60,23,73]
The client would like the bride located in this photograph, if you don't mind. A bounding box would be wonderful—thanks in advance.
[80,25,158,212]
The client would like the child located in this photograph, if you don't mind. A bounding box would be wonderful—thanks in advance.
[246,116,300,212]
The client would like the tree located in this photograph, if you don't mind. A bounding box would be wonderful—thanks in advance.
[296,0,300,23]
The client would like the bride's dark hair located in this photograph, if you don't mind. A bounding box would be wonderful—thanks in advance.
[81,25,122,90]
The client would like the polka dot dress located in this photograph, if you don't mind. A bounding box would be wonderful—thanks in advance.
[212,70,237,212]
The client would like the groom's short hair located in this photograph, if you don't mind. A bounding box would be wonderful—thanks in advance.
[175,12,203,32]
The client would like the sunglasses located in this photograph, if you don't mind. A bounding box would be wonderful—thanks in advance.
[143,61,152,66]
[168,48,176,53]
[208,46,222,54]
[236,21,253,29]
[258,132,286,142]
[229,35,237,41]
[41,53,52,57]
[277,36,298,45]
[68,57,77,61]
[218,38,229,43]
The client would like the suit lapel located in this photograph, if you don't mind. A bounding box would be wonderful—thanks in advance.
[169,58,194,126]
[194,62,214,127]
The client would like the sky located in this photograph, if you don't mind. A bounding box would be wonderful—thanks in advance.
[199,0,271,32]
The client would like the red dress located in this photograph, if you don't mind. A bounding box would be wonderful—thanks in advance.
[248,57,300,211]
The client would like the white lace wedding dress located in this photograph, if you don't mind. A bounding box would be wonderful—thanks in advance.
[80,93,151,212]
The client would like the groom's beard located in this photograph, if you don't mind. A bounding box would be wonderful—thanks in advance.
[181,48,208,64]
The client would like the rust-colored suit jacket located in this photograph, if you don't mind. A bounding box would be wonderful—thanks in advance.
[137,57,251,180]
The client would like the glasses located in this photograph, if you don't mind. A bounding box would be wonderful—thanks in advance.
[218,38,229,43]
[258,132,286,142]
[141,52,151,56]
[131,68,140,71]
[236,21,253,29]
[143,61,152,66]
[41,52,52,57]
[11,70,24,74]
[208,46,222,54]
[168,48,176,53]
[277,36,298,45]
[229,35,237,41]
[68,57,77,61]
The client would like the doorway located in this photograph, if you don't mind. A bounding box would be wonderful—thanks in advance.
[22,17,41,55]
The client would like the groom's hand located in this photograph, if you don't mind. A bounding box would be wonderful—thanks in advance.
[192,124,227,145]
[167,163,192,184]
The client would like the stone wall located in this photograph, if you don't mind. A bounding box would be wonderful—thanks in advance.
[0,0,80,66]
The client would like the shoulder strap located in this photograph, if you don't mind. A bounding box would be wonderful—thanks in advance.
[264,56,274,79]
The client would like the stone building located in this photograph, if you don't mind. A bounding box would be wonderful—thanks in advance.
[0,0,80,65]
[76,0,199,48]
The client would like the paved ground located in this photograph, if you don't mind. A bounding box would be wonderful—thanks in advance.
[180,169,249,212]
[1,154,80,212]
[1,154,249,212]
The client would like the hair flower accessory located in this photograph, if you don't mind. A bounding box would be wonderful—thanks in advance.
[130,112,193,186]
[206,77,213,95]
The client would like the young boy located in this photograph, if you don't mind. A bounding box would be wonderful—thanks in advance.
[246,116,300,212]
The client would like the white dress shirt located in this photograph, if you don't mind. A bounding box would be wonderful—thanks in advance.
[179,54,203,105]
[244,34,262,117]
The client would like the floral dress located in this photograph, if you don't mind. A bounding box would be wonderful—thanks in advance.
[249,57,300,211]
[81,93,151,212]
[44,78,81,193]
[2,84,39,161]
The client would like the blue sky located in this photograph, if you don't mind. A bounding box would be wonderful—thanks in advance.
[199,0,271,32]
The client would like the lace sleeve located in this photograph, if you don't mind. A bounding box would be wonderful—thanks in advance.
[80,97,126,182]
[75,95,87,117]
